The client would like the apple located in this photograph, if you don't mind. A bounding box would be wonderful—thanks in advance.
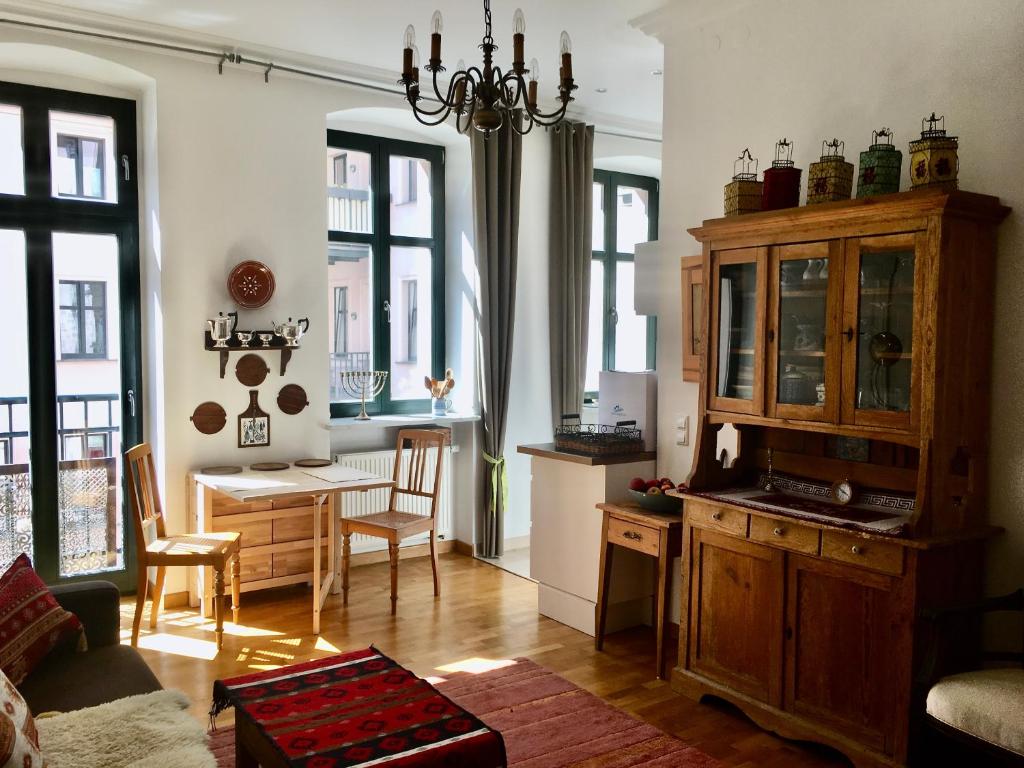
[645,479,661,491]
[659,477,674,487]
[647,486,662,495]
[628,477,647,492]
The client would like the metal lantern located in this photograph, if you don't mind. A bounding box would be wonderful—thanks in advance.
[761,138,802,211]
[724,148,763,216]
[807,139,854,204]
[909,113,958,190]
[856,128,902,198]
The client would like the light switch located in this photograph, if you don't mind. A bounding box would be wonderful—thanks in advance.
[676,415,689,446]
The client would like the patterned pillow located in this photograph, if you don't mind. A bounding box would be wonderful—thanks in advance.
[0,555,84,686]
[0,669,44,768]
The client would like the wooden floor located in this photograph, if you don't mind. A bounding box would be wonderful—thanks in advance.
[122,552,850,767]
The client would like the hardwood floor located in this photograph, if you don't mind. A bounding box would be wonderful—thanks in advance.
[122,552,850,767]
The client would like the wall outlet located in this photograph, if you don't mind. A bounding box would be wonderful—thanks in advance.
[676,415,689,446]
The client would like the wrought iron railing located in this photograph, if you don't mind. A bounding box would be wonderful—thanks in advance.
[327,186,371,233]
[330,352,371,401]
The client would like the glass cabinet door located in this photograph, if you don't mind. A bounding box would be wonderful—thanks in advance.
[768,241,841,422]
[841,234,918,430]
[710,247,765,414]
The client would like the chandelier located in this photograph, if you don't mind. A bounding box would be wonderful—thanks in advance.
[400,0,577,135]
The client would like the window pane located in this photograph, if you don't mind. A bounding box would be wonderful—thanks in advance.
[50,112,116,203]
[52,232,124,576]
[616,185,650,254]
[613,261,648,371]
[327,147,372,233]
[389,246,432,400]
[716,262,757,400]
[592,182,604,251]
[328,243,374,402]
[585,260,605,393]
[0,230,32,566]
[390,155,432,237]
[0,105,24,195]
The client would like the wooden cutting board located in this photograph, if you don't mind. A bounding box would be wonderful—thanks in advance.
[277,384,309,415]
[191,402,227,435]
[236,354,270,387]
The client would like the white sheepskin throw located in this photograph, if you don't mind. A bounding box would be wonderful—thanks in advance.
[36,689,215,768]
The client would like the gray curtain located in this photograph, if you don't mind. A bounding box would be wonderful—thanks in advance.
[549,122,594,427]
[470,112,523,559]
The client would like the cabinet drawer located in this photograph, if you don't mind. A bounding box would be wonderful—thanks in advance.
[688,503,748,537]
[608,517,660,556]
[821,531,903,576]
[238,552,273,583]
[214,519,271,548]
[273,546,329,577]
[749,516,819,555]
[273,509,327,543]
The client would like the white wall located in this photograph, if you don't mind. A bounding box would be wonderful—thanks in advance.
[643,0,1024,605]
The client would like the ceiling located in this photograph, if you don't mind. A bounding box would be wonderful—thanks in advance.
[11,0,666,136]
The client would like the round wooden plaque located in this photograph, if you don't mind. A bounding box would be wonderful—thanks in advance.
[277,384,309,415]
[190,401,227,435]
[294,458,332,468]
[199,465,243,475]
[235,354,270,387]
[227,260,275,309]
[251,462,289,471]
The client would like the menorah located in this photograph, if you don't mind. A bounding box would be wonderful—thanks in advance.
[338,370,388,420]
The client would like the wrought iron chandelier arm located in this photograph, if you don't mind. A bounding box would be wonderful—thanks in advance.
[524,98,572,126]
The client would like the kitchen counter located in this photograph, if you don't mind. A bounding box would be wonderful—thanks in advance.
[517,443,657,466]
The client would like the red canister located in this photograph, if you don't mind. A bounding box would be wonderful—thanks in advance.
[762,138,802,210]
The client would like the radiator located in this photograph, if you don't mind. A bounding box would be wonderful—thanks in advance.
[332,446,454,554]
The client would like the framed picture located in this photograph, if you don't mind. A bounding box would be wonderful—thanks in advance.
[238,391,270,448]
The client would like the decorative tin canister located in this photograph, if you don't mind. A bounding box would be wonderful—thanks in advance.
[761,139,802,211]
[856,128,902,197]
[724,148,763,216]
[909,113,958,190]
[807,139,854,204]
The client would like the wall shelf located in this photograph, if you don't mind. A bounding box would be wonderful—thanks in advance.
[203,331,296,378]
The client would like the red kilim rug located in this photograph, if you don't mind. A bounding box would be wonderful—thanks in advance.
[211,646,506,767]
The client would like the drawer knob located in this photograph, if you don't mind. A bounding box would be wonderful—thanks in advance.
[773,527,784,536]
[623,530,643,541]
[851,545,862,555]
[712,512,723,521]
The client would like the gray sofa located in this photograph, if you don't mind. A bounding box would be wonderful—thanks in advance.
[18,580,161,713]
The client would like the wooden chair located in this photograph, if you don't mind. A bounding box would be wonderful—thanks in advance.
[125,443,241,649]
[341,429,448,615]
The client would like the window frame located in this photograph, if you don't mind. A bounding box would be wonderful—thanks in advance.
[58,279,107,359]
[55,133,106,200]
[326,130,445,418]
[587,169,660,400]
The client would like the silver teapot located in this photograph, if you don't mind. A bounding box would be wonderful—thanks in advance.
[207,311,238,348]
[272,317,309,347]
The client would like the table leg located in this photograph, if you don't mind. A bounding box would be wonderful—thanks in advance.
[312,493,327,635]
[595,511,613,650]
[331,491,344,595]
[214,566,225,650]
[235,725,259,768]
[655,532,670,680]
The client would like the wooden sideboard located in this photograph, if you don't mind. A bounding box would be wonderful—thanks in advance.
[674,189,1010,768]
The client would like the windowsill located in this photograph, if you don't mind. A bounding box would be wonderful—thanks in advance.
[320,412,480,431]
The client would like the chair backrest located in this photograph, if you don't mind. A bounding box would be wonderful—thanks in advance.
[388,429,449,519]
[124,442,166,553]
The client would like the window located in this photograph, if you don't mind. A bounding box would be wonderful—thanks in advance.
[586,170,659,396]
[55,134,105,199]
[332,153,348,186]
[59,280,107,359]
[327,131,444,416]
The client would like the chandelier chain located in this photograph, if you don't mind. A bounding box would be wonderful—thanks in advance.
[483,0,493,46]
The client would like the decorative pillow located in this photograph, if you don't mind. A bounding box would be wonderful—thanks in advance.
[0,555,84,686]
[0,669,44,767]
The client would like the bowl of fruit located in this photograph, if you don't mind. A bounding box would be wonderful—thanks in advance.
[627,477,685,514]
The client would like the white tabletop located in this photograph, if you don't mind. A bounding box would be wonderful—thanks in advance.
[193,467,393,503]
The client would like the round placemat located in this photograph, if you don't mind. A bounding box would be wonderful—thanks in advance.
[199,465,243,475]
[250,462,289,471]
[191,402,227,435]
[277,384,309,415]
[227,260,275,309]
[294,458,333,468]
[236,353,270,387]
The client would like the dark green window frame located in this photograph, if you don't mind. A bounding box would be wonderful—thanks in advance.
[58,279,107,359]
[327,130,445,418]
[588,169,659,400]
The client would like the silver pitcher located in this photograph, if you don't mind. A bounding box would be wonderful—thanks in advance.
[272,317,309,348]
[207,311,238,348]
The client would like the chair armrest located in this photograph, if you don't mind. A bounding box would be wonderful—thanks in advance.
[50,581,121,648]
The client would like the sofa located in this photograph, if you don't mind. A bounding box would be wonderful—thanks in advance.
[17,580,161,713]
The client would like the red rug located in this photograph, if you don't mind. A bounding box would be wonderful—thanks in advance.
[211,658,718,767]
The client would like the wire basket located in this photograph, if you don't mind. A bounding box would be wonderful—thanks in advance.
[554,415,644,457]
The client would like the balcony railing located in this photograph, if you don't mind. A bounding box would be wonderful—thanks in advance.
[328,186,371,233]
[329,352,371,402]
[1,393,121,575]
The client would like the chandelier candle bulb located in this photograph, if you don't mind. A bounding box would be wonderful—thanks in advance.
[909,112,959,190]
[513,8,526,69]
[806,139,854,204]
[560,31,573,83]
[454,59,467,109]
[856,128,902,197]
[528,60,539,109]
[402,25,416,80]
[724,148,763,216]
[761,138,802,211]
[430,11,443,67]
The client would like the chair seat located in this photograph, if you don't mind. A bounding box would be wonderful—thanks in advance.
[926,668,1024,756]
[146,531,240,564]
[345,511,433,532]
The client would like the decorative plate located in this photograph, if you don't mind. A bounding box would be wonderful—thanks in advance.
[294,458,333,468]
[199,465,243,475]
[191,402,227,435]
[277,384,309,415]
[227,260,275,309]
[250,462,289,471]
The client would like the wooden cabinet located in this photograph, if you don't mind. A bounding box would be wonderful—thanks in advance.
[675,190,1010,768]
[681,255,704,383]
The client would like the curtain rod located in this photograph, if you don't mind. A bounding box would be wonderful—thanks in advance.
[0,16,661,144]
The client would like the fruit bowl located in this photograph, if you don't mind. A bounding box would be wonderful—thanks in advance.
[628,488,683,514]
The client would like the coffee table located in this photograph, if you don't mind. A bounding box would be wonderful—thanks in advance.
[213,647,507,768]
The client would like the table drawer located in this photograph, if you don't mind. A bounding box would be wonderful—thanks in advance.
[749,516,819,555]
[273,509,327,543]
[273,546,329,577]
[238,552,272,583]
[608,517,660,556]
[688,503,748,537]
[213,519,271,548]
[821,531,903,576]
